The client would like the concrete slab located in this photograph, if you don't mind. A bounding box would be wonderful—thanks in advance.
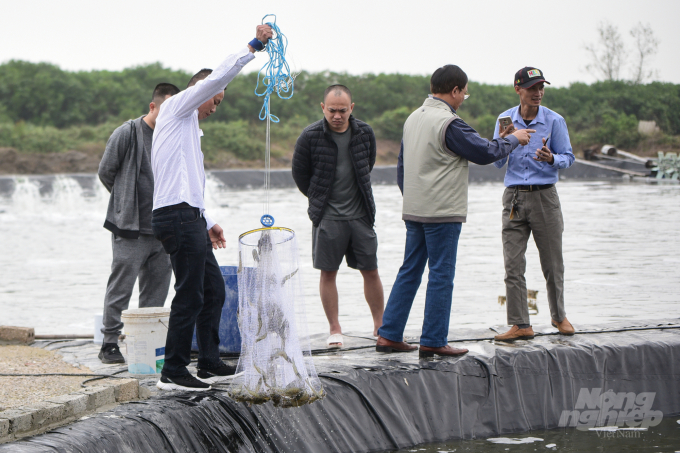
[0,419,8,439]
[0,342,147,444]
[113,379,138,402]
[0,408,32,434]
[22,402,65,430]
[76,386,115,411]
[0,326,34,345]
[45,394,88,418]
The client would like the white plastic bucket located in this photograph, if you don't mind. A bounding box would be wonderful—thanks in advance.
[122,307,171,375]
[93,314,104,345]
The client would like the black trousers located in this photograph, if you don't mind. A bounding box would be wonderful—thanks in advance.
[151,205,226,377]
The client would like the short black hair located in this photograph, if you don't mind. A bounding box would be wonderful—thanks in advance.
[187,69,213,88]
[151,83,180,104]
[323,84,352,102]
[430,65,468,95]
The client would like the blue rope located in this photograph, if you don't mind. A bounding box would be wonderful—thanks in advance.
[254,14,294,123]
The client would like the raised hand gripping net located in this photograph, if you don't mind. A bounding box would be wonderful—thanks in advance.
[229,227,324,407]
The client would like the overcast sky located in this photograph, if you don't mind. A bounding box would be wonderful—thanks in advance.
[3,0,678,87]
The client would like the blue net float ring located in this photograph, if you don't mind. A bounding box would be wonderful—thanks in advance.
[260,214,275,227]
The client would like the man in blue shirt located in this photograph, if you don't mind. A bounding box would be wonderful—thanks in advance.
[492,67,576,341]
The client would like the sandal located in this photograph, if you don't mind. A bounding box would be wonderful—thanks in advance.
[326,333,343,348]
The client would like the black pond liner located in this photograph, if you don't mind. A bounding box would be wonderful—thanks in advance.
[4,324,680,453]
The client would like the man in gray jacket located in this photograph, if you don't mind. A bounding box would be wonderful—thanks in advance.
[97,83,180,363]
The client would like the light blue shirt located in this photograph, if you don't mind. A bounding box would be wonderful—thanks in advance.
[493,105,574,187]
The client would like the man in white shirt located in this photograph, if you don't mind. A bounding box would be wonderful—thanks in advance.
[152,24,272,391]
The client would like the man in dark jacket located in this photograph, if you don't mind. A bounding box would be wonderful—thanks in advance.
[97,83,179,363]
[292,84,384,348]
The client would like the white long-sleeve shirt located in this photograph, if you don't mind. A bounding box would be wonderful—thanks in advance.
[151,47,255,230]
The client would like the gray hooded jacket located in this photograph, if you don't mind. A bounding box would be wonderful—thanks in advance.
[98,116,147,239]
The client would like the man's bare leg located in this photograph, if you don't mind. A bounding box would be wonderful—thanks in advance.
[360,269,384,336]
[320,270,342,343]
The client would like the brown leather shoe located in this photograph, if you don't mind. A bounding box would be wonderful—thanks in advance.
[494,325,535,342]
[419,344,468,358]
[375,335,418,353]
[552,317,575,335]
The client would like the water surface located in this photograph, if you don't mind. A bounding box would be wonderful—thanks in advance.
[0,175,678,336]
[382,417,680,452]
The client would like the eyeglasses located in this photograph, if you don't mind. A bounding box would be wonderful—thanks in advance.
[453,87,470,100]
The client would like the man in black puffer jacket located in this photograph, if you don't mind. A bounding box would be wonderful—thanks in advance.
[292,84,384,348]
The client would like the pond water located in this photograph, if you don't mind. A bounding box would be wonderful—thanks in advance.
[0,175,679,337]
[1,174,679,451]
[381,417,680,453]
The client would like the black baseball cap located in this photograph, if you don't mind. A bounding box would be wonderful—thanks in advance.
[514,67,551,88]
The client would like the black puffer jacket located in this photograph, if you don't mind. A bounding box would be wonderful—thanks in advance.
[292,116,377,227]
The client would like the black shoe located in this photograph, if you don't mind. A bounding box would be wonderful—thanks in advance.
[98,343,125,364]
[197,361,242,384]
[156,374,211,391]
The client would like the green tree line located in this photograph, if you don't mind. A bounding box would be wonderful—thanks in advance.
[1,60,679,160]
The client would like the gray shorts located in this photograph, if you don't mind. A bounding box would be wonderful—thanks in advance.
[312,216,378,271]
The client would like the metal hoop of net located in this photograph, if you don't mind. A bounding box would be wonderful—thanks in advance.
[229,227,324,407]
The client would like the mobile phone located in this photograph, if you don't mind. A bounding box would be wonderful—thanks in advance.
[499,116,513,129]
[543,132,552,148]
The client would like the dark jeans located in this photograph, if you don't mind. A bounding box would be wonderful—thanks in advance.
[378,221,462,348]
[151,205,226,377]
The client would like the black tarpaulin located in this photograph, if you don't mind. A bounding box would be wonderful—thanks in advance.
[3,321,679,452]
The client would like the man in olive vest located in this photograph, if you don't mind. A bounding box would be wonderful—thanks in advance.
[376,65,533,358]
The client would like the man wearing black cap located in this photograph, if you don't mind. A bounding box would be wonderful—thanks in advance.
[493,67,576,341]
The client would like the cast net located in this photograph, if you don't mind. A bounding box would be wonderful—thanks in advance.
[229,227,324,407]
[228,14,323,407]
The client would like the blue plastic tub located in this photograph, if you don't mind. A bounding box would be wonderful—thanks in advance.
[191,266,241,353]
